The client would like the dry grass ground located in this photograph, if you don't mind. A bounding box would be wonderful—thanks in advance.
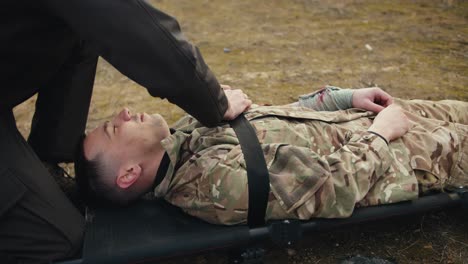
[13,0,468,263]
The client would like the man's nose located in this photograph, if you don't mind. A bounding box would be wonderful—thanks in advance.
[114,108,132,124]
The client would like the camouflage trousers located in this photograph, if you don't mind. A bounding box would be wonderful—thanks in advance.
[394,99,468,193]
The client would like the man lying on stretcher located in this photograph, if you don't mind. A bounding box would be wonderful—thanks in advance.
[75,86,467,225]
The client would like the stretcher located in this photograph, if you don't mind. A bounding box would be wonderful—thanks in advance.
[57,189,467,264]
[59,115,468,263]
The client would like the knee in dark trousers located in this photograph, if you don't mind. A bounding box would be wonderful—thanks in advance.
[1,112,85,263]
[0,169,84,263]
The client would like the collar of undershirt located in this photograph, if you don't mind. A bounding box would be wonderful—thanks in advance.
[152,128,176,189]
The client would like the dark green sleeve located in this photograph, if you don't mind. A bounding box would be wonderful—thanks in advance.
[43,0,228,126]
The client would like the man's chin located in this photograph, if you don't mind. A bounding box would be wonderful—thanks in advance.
[149,114,164,125]
[150,114,170,135]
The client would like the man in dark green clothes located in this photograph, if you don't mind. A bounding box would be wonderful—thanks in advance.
[0,1,251,263]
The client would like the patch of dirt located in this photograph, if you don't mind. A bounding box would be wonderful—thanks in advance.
[13,0,468,263]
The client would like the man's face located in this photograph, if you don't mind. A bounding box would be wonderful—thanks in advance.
[83,108,170,164]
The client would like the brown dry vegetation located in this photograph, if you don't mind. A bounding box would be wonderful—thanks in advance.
[13,0,468,263]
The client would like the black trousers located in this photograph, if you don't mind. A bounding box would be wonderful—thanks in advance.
[0,42,97,263]
[0,111,85,264]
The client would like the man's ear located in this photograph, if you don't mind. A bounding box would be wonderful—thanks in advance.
[116,164,142,189]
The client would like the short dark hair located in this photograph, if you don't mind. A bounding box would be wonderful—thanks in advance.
[74,135,131,206]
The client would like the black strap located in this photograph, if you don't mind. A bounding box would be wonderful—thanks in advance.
[152,152,170,189]
[230,114,270,228]
[152,128,176,189]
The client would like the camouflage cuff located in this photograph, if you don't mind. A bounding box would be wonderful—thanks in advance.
[350,131,393,174]
[359,132,389,148]
[367,131,389,145]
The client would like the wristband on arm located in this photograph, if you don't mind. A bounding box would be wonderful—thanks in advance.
[367,131,389,145]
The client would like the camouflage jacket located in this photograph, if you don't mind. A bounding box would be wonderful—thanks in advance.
[154,104,419,225]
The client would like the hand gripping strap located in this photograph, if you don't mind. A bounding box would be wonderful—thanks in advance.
[229,114,270,228]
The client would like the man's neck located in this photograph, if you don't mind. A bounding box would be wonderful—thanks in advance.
[144,146,166,185]
[146,128,174,186]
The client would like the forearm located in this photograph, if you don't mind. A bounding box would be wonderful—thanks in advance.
[292,132,393,219]
[295,86,354,111]
[43,0,227,126]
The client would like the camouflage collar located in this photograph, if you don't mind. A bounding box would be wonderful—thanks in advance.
[154,130,190,197]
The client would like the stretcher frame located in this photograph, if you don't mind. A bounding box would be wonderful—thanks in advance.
[57,188,467,264]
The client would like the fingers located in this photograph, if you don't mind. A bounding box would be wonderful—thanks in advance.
[223,89,252,120]
[220,84,232,90]
[353,87,395,113]
[224,88,248,98]
[376,89,394,106]
[364,100,385,113]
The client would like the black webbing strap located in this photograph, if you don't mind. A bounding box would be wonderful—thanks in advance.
[229,114,270,228]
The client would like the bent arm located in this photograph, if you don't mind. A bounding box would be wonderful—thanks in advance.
[271,132,394,219]
[292,86,394,113]
[43,0,227,126]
